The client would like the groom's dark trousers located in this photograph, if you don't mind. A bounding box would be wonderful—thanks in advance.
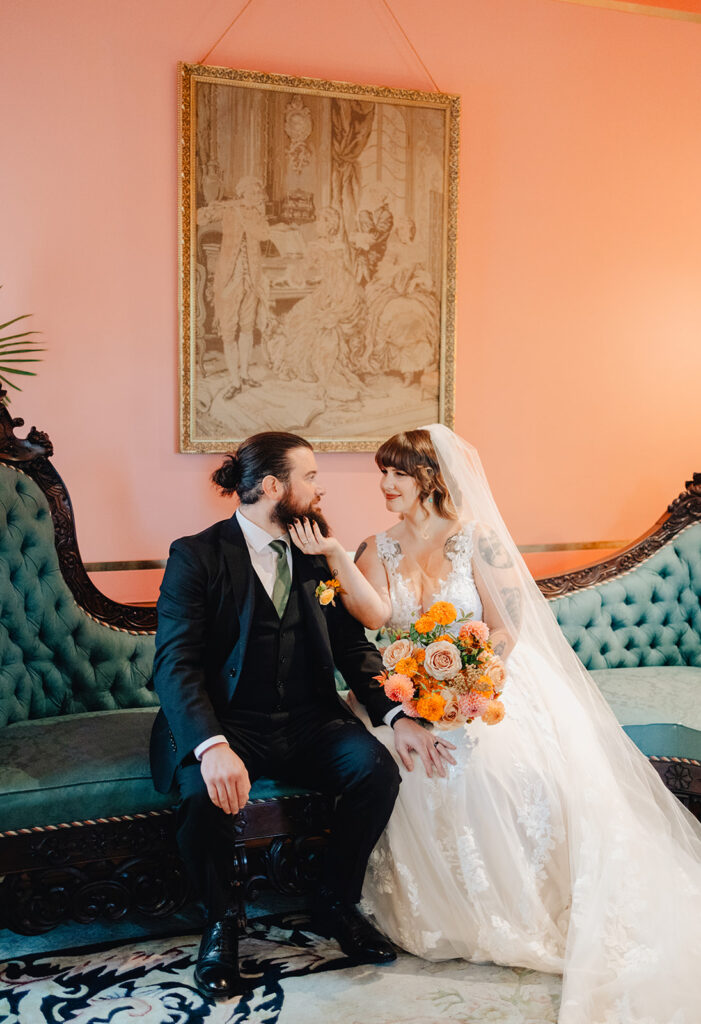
[149,514,400,923]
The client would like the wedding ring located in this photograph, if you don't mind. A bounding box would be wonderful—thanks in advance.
[434,739,441,748]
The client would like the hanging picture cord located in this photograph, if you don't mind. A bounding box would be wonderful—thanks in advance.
[199,0,257,65]
[198,0,441,92]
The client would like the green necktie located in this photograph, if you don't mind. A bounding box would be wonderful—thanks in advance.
[269,539,291,618]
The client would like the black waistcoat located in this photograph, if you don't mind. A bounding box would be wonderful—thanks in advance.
[231,568,317,713]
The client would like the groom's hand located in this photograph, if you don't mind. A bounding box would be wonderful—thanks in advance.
[200,743,251,815]
[392,719,457,778]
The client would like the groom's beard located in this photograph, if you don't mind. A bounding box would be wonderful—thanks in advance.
[272,491,331,538]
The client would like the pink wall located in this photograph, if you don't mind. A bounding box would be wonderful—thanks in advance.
[2,0,700,601]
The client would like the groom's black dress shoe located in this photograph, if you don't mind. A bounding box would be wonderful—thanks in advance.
[311,896,397,964]
[193,917,241,1000]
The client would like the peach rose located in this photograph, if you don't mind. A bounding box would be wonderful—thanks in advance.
[318,588,335,606]
[482,699,506,725]
[424,640,462,681]
[383,673,415,703]
[434,692,466,729]
[382,638,414,670]
[486,655,506,689]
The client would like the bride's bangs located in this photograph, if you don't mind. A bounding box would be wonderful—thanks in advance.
[374,432,427,476]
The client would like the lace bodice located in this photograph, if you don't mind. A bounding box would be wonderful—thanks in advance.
[376,522,482,632]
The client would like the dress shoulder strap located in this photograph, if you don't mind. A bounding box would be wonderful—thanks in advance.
[375,532,403,575]
[444,521,476,571]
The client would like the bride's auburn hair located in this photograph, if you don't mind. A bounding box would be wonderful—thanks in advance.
[375,429,457,520]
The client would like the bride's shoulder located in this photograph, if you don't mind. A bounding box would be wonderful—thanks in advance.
[354,530,401,567]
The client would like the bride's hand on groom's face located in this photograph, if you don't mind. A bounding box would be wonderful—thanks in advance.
[392,719,457,778]
[289,517,339,559]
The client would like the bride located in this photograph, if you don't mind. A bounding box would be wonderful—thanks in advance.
[291,425,701,1024]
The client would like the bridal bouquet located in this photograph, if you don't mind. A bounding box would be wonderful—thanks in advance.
[375,602,506,729]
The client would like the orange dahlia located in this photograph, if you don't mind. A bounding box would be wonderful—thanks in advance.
[481,699,505,725]
[416,693,447,721]
[394,657,419,677]
[426,601,457,626]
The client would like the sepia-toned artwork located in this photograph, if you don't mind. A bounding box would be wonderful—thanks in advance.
[179,63,459,452]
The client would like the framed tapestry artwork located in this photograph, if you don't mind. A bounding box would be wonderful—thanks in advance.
[178,62,459,452]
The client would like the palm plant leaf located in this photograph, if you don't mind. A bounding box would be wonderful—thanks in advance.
[0,292,44,398]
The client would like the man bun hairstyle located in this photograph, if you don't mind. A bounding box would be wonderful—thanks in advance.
[212,431,313,503]
[375,429,456,520]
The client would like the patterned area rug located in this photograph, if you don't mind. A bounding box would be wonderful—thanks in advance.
[0,911,562,1024]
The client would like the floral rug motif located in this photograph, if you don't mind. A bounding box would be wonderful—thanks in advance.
[0,911,562,1024]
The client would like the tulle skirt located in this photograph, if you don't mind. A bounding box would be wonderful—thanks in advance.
[350,645,701,1024]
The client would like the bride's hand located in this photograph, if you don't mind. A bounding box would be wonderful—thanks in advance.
[289,517,341,559]
[392,718,457,778]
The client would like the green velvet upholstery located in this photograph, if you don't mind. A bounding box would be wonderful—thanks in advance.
[590,666,701,760]
[0,467,156,728]
[549,528,701,764]
[0,707,323,831]
[549,524,701,670]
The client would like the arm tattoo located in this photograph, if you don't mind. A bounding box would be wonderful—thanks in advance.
[354,541,368,564]
[492,639,507,657]
[501,586,523,630]
[477,528,514,568]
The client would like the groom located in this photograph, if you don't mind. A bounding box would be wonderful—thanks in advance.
[150,431,446,999]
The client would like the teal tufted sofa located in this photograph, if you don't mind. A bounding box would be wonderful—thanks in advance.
[540,479,701,816]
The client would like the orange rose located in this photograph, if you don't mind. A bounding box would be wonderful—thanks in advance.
[319,588,335,606]
[426,601,457,626]
[481,699,505,725]
[414,615,436,635]
[416,693,446,721]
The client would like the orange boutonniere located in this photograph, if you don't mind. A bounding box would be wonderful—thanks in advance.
[315,577,343,607]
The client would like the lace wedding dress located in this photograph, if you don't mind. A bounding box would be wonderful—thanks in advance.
[349,521,701,1024]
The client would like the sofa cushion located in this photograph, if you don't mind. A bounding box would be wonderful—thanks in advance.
[550,523,701,670]
[0,708,324,832]
[0,466,157,728]
[590,666,701,760]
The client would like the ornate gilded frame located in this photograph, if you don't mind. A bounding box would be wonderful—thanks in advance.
[178,63,459,452]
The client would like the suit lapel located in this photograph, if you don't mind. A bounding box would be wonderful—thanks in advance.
[219,515,254,611]
[219,516,255,683]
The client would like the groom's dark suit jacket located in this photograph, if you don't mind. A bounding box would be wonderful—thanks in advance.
[150,513,395,794]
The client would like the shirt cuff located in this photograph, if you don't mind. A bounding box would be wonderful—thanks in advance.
[194,735,229,761]
[383,706,403,727]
